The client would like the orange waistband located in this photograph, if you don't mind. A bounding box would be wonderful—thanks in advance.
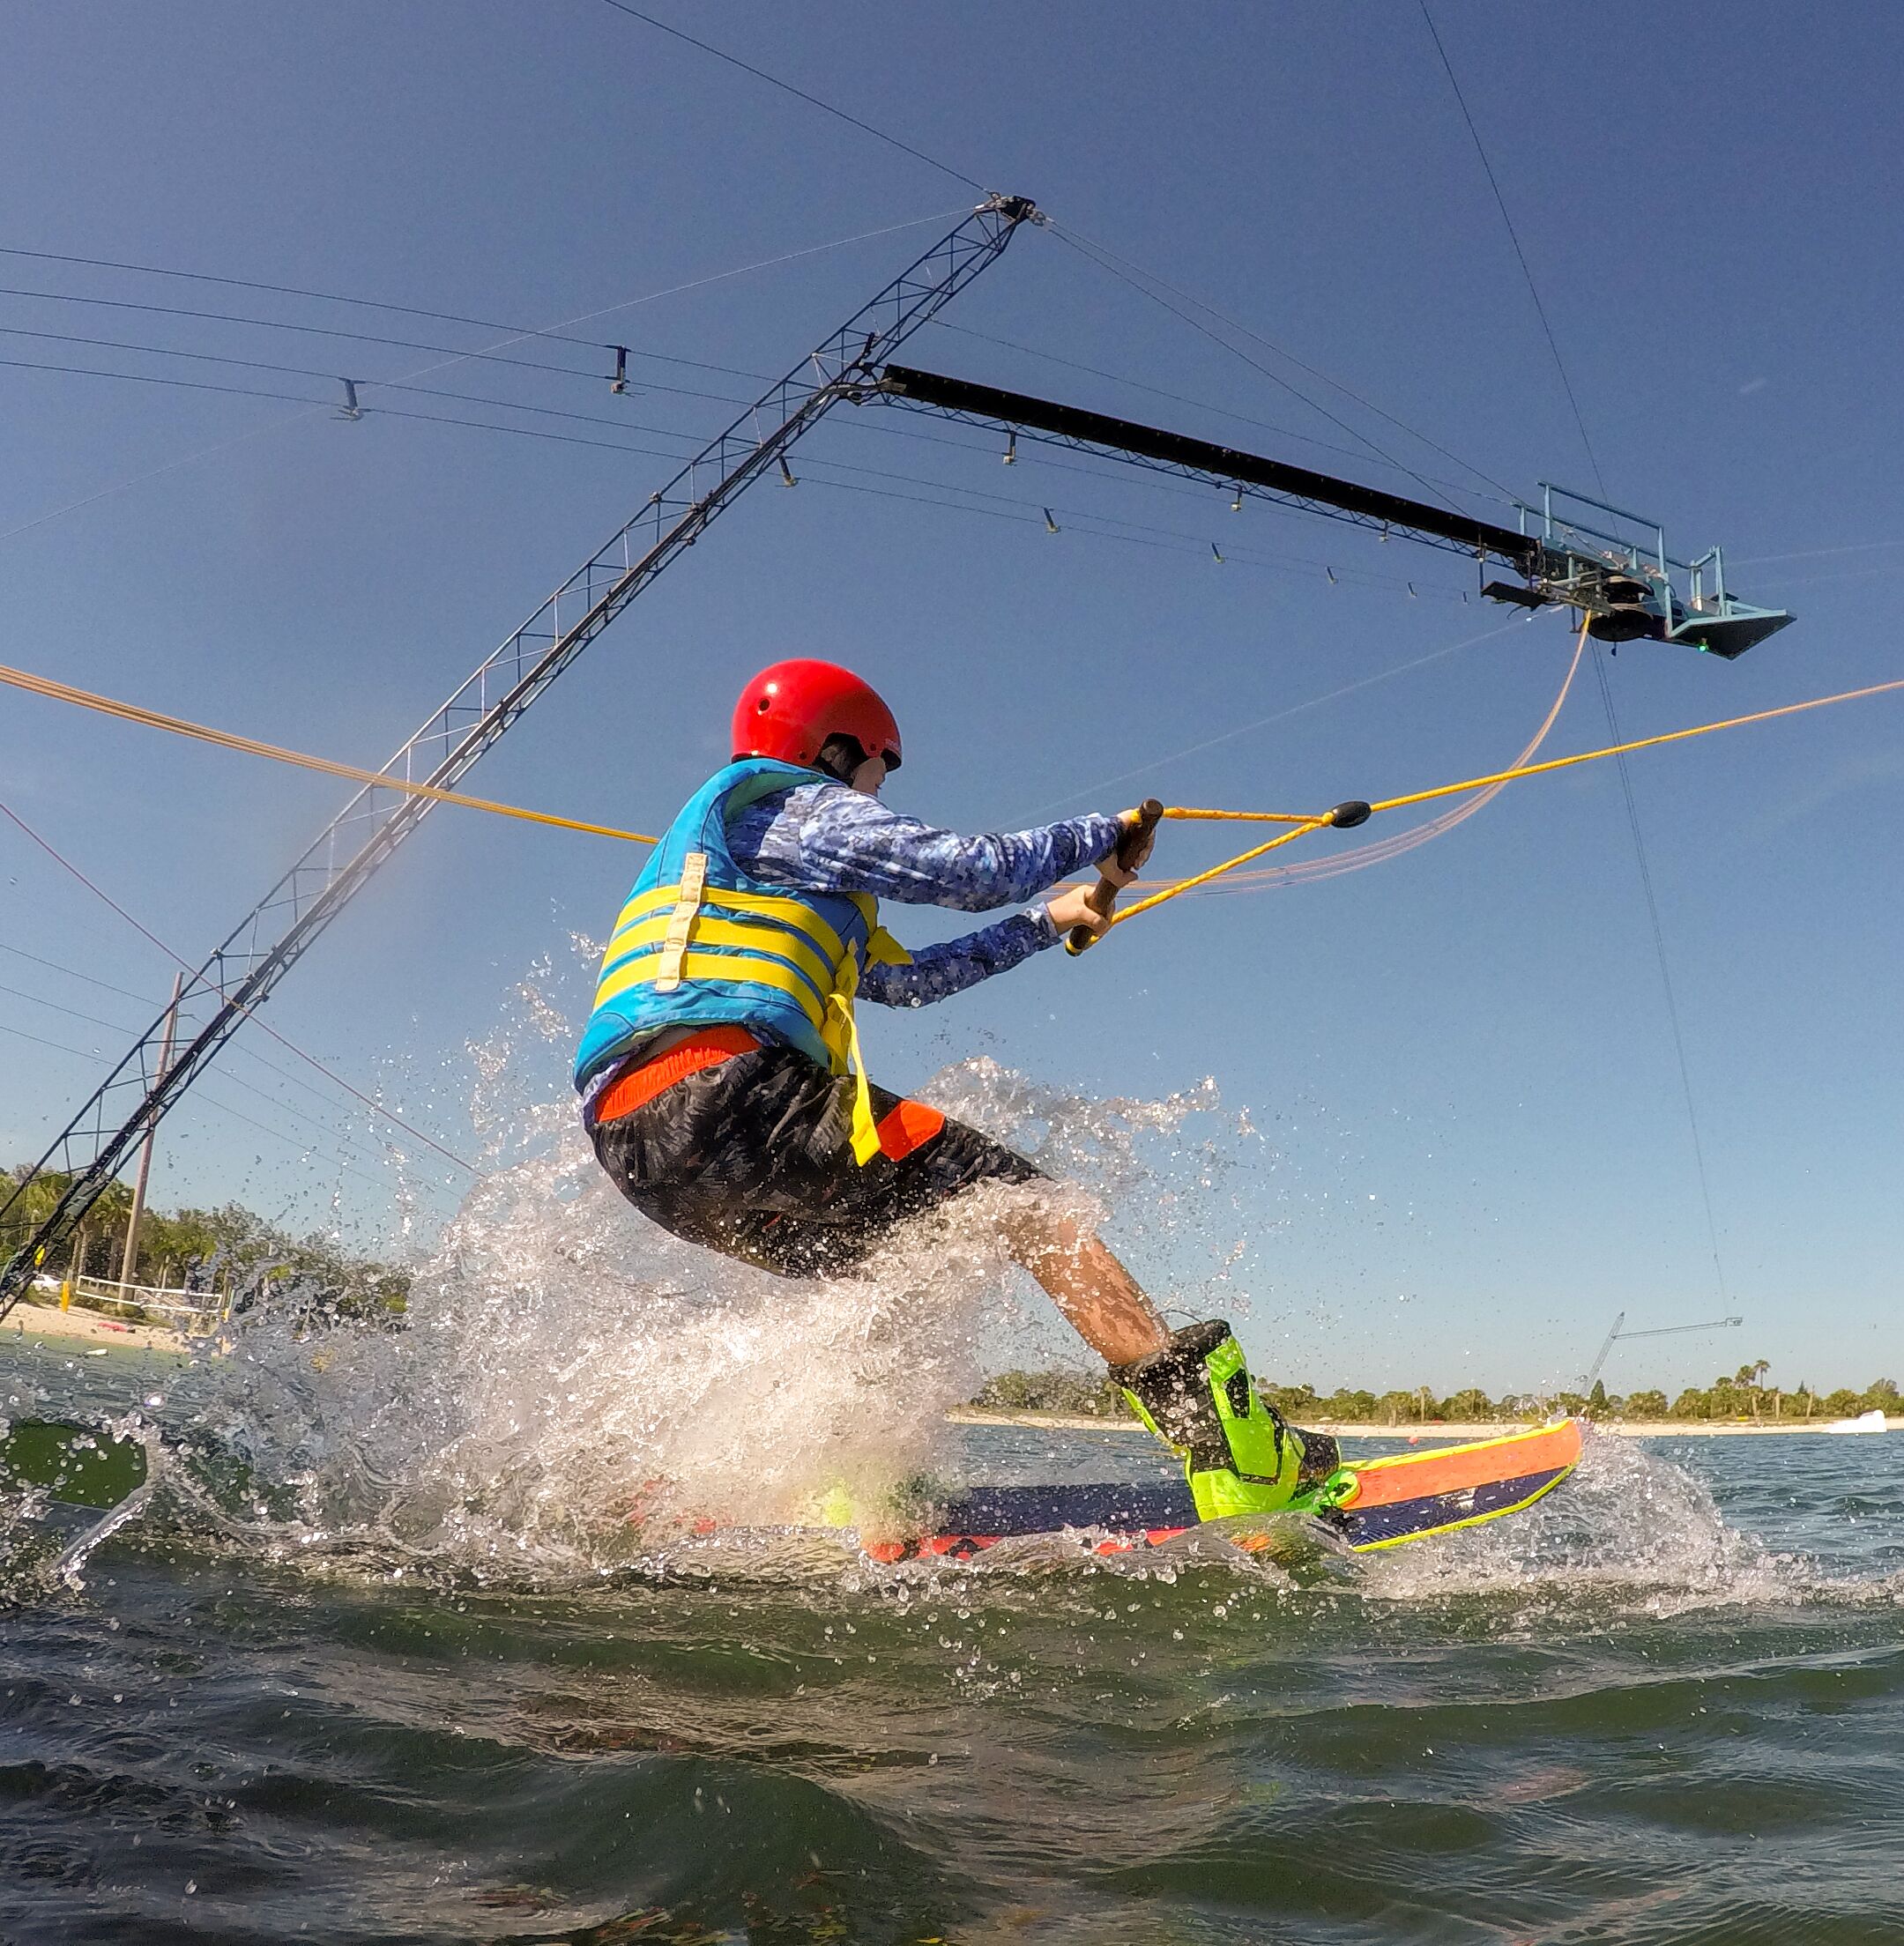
[591,1025,761,1125]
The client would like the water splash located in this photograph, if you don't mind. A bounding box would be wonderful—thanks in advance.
[1348,1426,1904,1616]
[21,957,1885,1622]
[171,962,1252,1586]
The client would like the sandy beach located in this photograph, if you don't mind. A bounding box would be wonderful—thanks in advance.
[4,1296,187,1356]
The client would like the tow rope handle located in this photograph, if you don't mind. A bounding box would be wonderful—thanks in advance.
[1066,798,1164,956]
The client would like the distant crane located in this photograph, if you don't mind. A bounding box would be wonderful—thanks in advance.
[1579,1311,1744,1394]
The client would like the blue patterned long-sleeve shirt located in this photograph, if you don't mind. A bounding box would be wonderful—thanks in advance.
[728,781,1122,1008]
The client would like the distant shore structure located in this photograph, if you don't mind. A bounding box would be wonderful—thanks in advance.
[948,1407,1900,1440]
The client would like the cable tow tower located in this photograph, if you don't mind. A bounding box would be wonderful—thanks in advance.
[1579,1311,1745,1394]
[0,195,1043,1324]
[871,365,1792,658]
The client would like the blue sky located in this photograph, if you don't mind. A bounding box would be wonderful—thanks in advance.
[2,1,1899,1394]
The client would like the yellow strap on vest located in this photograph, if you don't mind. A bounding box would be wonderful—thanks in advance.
[605,911,837,1003]
[823,954,883,1165]
[611,880,852,968]
[602,948,830,1036]
[864,925,911,968]
[652,851,707,993]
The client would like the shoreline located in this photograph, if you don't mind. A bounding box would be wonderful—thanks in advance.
[946,1407,1903,1438]
[4,1337,1890,1437]
[4,1298,189,1356]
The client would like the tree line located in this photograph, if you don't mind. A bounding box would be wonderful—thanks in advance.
[3,1165,408,1325]
[971,1365,1901,1424]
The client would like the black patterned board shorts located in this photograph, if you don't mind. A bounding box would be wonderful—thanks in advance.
[589,1044,1045,1280]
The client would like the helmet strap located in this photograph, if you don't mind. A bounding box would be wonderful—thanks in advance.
[815,734,870,784]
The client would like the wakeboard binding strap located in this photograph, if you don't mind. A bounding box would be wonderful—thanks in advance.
[1112,1319,1341,1519]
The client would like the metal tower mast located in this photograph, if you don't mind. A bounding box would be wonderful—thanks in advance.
[0,194,1042,1320]
[1578,1310,1744,1393]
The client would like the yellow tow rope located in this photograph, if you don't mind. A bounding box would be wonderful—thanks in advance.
[1112,672,1904,929]
[4,655,1902,931]
[0,660,659,848]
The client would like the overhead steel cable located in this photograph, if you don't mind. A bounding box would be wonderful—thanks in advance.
[0,1019,113,1064]
[1417,1,1603,496]
[0,976,459,1181]
[1051,227,1448,509]
[0,245,786,366]
[1416,1,1728,1306]
[0,285,765,390]
[0,330,787,450]
[19,289,1484,516]
[0,348,713,446]
[0,798,478,1177]
[0,1018,427,1202]
[802,473,1470,596]
[11,279,1527,551]
[0,351,713,469]
[0,941,157,1007]
[1050,223,1521,509]
[0,353,1473,598]
[0,940,457,1154]
[595,0,987,194]
[0,211,961,373]
[2,313,1499,534]
[1586,642,1732,1304]
[1737,538,1904,567]
[0,323,1090,478]
[1025,617,1531,818]
[175,1091,433,1200]
[0,210,964,545]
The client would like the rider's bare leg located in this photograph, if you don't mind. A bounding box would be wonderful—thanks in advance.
[1000,1205,1169,1367]
[999,1202,1333,1520]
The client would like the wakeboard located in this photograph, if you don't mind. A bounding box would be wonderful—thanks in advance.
[871,1418,1585,1562]
[4,1416,1583,1564]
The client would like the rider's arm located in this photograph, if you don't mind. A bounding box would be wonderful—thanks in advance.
[730,781,1122,912]
[858,910,1058,1008]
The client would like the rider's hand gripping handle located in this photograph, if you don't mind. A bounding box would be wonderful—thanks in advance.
[1066,798,1163,955]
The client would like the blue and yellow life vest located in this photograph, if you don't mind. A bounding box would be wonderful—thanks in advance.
[574,758,911,1162]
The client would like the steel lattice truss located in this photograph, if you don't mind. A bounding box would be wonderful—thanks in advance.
[0,195,1041,1318]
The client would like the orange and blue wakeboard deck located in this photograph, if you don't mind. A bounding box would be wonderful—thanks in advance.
[2,1417,1583,1567]
[878,1419,1583,1562]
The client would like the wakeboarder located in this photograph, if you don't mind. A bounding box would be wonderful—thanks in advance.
[576,660,1336,1518]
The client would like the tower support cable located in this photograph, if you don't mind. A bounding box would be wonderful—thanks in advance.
[0,194,1041,1320]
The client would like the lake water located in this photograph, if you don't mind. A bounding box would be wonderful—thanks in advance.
[4,1331,1901,1946]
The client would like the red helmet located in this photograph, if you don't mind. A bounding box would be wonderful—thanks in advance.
[731,659,902,772]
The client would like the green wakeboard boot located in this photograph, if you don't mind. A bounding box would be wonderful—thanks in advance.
[1112,1319,1342,1521]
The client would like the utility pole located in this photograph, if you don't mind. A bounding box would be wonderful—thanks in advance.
[0,194,1042,1325]
[62,1222,87,1310]
[117,972,183,1291]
